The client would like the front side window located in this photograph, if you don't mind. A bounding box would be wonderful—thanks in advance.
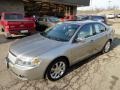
[40,23,80,42]
[77,24,93,39]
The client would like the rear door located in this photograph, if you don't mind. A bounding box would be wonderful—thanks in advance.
[92,23,108,52]
[70,23,96,63]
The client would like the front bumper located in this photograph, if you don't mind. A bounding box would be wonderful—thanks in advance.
[6,57,46,80]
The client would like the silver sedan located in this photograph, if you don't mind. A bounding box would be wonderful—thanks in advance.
[6,21,114,81]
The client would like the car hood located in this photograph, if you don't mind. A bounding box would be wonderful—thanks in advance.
[10,33,65,57]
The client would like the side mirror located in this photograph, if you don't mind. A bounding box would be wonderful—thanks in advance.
[76,37,86,42]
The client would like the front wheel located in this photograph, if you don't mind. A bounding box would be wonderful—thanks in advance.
[46,59,68,81]
[102,41,111,53]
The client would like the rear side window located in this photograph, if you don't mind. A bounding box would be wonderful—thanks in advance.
[5,14,23,20]
[94,23,106,34]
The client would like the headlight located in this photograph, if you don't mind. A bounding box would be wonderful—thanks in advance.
[15,57,41,67]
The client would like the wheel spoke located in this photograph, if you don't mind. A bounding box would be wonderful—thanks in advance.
[59,62,64,67]
[105,42,110,52]
[51,72,56,77]
[51,67,56,71]
[55,63,59,68]
[49,61,66,79]
[54,73,59,78]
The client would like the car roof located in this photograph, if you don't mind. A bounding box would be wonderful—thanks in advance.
[63,20,99,25]
[78,15,105,17]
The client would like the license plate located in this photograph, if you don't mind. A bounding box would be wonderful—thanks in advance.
[20,30,28,33]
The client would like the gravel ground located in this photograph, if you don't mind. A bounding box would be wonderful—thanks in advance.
[0,23,120,90]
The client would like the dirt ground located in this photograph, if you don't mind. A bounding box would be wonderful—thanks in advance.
[0,21,120,90]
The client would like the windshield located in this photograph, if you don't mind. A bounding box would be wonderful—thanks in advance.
[40,23,80,42]
[5,14,23,20]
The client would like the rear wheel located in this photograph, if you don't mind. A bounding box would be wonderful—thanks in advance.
[1,29,4,32]
[24,33,31,36]
[102,41,111,53]
[46,58,68,81]
[4,32,12,39]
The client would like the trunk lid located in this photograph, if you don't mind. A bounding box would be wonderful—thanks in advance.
[7,20,35,29]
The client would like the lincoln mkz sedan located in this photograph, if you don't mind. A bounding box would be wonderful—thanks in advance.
[6,21,114,81]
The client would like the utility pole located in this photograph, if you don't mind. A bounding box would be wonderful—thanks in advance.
[108,0,112,9]
[90,0,93,10]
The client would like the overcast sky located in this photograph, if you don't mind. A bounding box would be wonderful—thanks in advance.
[78,0,120,10]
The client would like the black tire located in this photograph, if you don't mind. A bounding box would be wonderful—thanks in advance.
[24,33,31,36]
[46,58,68,81]
[1,29,4,32]
[102,40,111,53]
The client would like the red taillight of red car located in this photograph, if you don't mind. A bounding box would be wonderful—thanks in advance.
[5,25,10,29]
[34,23,36,28]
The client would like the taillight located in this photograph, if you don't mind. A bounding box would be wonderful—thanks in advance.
[6,25,9,29]
[5,21,9,29]
[34,23,36,28]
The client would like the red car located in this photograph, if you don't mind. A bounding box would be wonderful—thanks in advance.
[0,12,36,38]
[60,15,77,22]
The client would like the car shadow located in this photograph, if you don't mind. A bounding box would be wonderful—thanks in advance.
[0,32,39,44]
[0,34,25,44]
[66,36,120,76]
[111,37,120,50]
[66,52,101,75]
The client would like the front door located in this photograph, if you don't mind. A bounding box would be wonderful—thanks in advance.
[70,23,95,63]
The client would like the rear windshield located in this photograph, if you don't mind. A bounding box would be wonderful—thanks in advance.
[48,17,59,22]
[5,14,23,20]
